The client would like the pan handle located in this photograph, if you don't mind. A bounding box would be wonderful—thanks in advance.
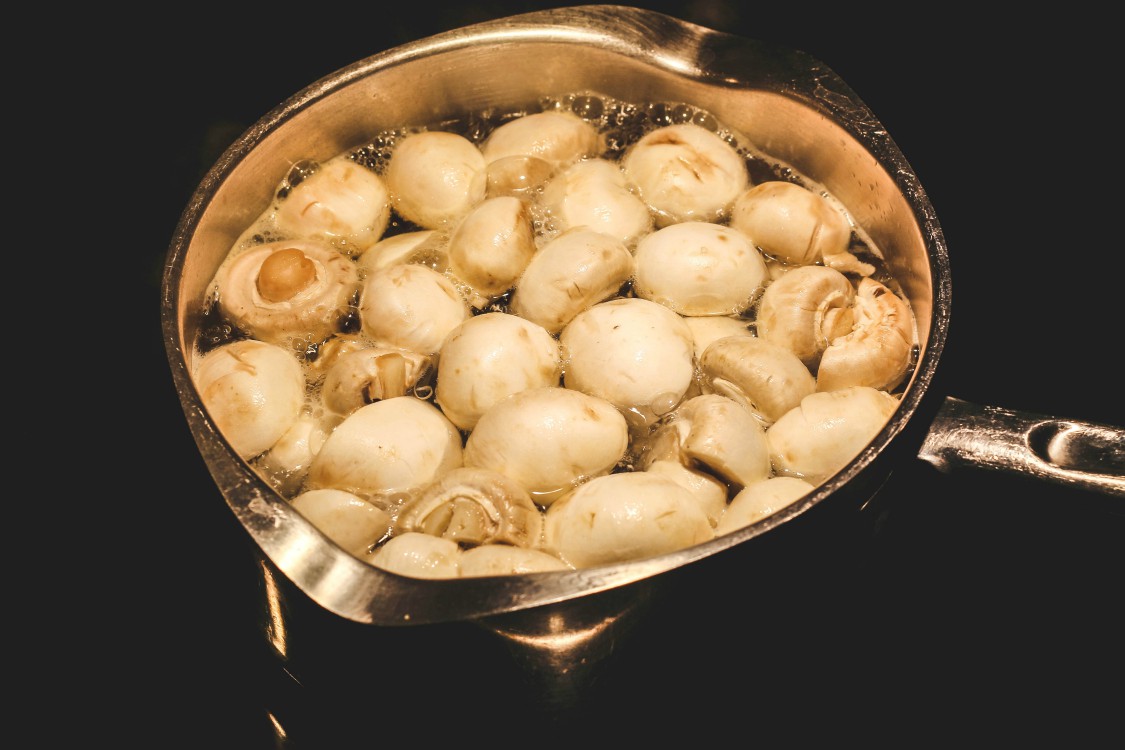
[917,396,1125,498]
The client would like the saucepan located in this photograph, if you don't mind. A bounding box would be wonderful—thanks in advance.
[159,3,1124,728]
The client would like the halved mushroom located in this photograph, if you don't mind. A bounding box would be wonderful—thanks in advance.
[766,386,900,485]
[643,459,729,528]
[307,396,464,498]
[481,110,600,170]
[384,130,487,230]
[755,264,856,368]
[435,312,561,432]
[621,122,748,226]
[459,544,571,577]
[357,230,443,275]
[633,221,767,315]
[212,239,360,347]
[682,315,753,362]
[273,156,391,254]
[560,297,695,427]
[463,386,629,506]
[290,488,392,557]
[395,466,545,548]
[540,158,653,245]
[320,346,432,417]
[728,181,855,267]
[364,532,462,579]
[714,476,815,536]
[446,195,537,307]
[817,278,916,393]
[698,335,816,426]
[543,471,715,569]
[358,263,471,355]
[508,227,635,334]
[193,339,306,460]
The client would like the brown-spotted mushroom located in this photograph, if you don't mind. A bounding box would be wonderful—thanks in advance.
[755,264,856,368]
[816,278,916,393]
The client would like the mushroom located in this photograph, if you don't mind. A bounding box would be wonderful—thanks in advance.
[714,476,815,536]
[644,393,772,489]
[682,315,753,362]
[357,230,443,274]
[698,335,816,426]
[435,312,561,432]
[358,263,471,355]
[463,386,629,507]
[446,195,537,308]
[621,122,748,226]
[273,156,391,254]
[766,386,900,484]
[212,239,360,347]
[256,411,339,495]
[307,396,463,498]
[384,130,487,230]
[320,346,432,417]
[632,221,767,315]
[364,532,462,579]
[728,181,854,267]
[459,544,571,577]
[290,488,392,557]
[395,466,545,548]
[643,459,729,528]
[543,471,715,569]
[193,339,306,460]
[481,110,600,170]
[508,227,635,335]
[817,278,916,393]
[486,155,555,197]
[754,264,856,368]
[540,158,653,245]
[560,297,695,427]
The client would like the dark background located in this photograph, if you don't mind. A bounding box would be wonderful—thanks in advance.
[134,3,1123,747]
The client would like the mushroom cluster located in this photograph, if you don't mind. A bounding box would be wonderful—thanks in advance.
[193,93,917,579]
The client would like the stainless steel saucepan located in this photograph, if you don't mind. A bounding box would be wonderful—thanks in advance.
[160,3,1124,718]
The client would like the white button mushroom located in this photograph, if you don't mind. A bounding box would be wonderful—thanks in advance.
[481,110,600,170]
[644,393,772,489]
[766,386,900,484]
[682,315,753,362]
[435,312,561,432]
[445,195,537,307]
[384,130,487,230]
[540,158,654,245]
[193,339,306,460]
[816,278,916,393]
[755,264,856,368]
[357,230,443,274]
[358,263,471,355]
[212,239,360,347]
[273,156,391,254]
[714,476,815,536]
[728,181,854,267]
[256,411,339,495]
[395,466,545,548]
[543,471,715,569]
[698,335,816,426]
[622,123,748,226]
[307,396,463,498]
[320,346,432,417]
[643,459,729,528]
[486,155,555,197]
[463,386,629,506]
[632,221,767,315]
[290,488,392,557]
[560,297,695,427]
[364,532,462,579]
[459,544,571,577]
[508,227,635,335]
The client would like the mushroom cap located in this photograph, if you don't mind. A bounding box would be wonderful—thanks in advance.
[213,239,360,347]
[357,230,442,275]
[508,227,635,334]
[714,476,815,536]
[653,393,772,488]
[307,396,464,497]
[541,158,653,245]
[358,263,471,355]
[633,221,766,315]
[384,131,487,230]
[698,335,816,425]
[463,386,629,506]
[622,123,748,226]
[481,110,600,169]
[485,155,555,197]
[273,157,391,254]
[755,264,856,368]
[290,488,392,557]
[644,459,729,528]
[729,181,852,265]
[560,297,695,426]
[816,278,916,393]
[364,532,462,579]
[543,471,715,568]
[459,544,571,577]
[435,312,561,431]
[766,386,900,484]
[257,411,338,495]
[682,315,753,361]
[446,195,537,305]
[193,339,306,460]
